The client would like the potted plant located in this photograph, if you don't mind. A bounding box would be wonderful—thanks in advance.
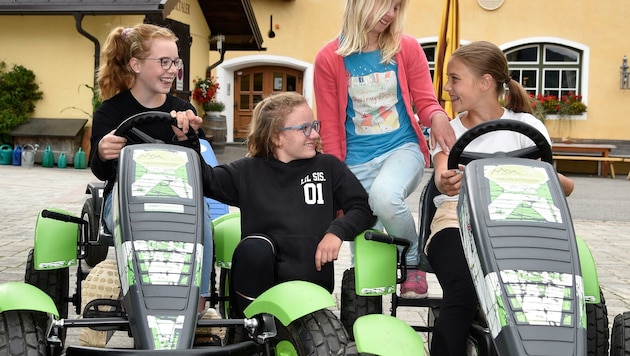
[192,76,226,152]
[203,99,225,114]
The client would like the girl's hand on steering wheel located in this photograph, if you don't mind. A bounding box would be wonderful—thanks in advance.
[171,109,203,141]
[98,130,127,161]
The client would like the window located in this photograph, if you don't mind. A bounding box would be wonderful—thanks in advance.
[505,44,582,98]
[422,43,437,80]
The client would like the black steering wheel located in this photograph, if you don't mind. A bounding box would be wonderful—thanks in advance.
[113,111,200,152]
[447,119,553,170]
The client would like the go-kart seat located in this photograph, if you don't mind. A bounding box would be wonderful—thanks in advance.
[418,174,440,274]
[200,139,229,219]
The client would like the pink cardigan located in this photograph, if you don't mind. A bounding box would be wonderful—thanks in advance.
[313,34,445,167]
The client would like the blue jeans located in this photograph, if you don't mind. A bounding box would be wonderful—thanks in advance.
[104,192,214,297]
[348,142,424,266]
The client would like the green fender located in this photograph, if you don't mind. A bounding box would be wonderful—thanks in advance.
[354,229,397,296]
[212,212,241,269]
[353,314,424,356]
[243,281,335,326]
[34,208,78,270]
[576,236,600,304]
[0,282,59,317]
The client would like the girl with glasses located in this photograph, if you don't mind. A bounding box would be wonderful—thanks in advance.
[200,92,376,319]
[87,23,210,346]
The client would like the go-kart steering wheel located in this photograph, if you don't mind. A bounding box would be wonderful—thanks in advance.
[113,111,200,152]
[447,119,553,170]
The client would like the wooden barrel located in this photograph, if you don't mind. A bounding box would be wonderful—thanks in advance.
[202,112,226,154]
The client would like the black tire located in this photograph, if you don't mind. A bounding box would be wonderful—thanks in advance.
[586,290,609,355]
[340,268,382,340]
[0,310,48,355]
[611,311,630,356]
[274,309,350,356]
[82,197,108,267]
[24,248,69,345]
[218,268,230,319]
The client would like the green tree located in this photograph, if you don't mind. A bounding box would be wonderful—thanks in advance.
[0,61,44,144]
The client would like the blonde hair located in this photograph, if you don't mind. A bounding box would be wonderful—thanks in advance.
[97,24,178,100]
[247,92,312,157]
[451,41,532,114]
[336,0,408,64]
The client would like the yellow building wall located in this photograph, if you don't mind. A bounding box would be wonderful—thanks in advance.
[1,0,629,142]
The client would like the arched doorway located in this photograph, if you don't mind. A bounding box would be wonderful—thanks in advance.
[233,66,303,140]
[215,55,314,143]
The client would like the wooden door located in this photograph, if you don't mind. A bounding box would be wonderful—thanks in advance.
[233,66,303,140]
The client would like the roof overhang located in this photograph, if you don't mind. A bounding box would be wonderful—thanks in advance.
[199,0,264,51]
[0,0,176,17]
[0,0,264,51]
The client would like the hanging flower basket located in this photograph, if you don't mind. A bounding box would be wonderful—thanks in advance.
[192,76,220,111]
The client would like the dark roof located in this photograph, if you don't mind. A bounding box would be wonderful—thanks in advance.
[201,0,263,51]
[0,0,176,16]
[0,0,263,51]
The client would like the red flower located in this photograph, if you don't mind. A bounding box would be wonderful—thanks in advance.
[192,76,219,105]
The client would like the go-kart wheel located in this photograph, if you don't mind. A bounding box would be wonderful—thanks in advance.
[113,111,200,151]
[0,310,48,355]
[587,290,609,356]
[340,268,382,340]
[24,248,68,345]
[218,268,230,319]
[611,311,630,356]
[273,309,350,355]
[447,119,553,170]
[81,197,108,267]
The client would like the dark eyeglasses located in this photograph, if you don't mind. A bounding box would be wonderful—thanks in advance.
[141,57,184,70]
[280,121,321,136]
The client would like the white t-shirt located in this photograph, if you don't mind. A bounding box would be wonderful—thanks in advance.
[431,108,551,207]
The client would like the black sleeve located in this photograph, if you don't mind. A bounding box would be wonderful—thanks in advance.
[201,159,243,207]
[90,101,123,182]
[325,156,377,240]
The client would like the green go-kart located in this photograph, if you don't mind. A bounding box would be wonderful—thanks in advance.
[341,119,611,355]
[0,111,359,355]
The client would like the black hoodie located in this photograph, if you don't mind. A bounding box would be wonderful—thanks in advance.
[202,152,376,292]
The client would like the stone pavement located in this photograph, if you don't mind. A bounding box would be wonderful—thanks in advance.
[1,146,630,352]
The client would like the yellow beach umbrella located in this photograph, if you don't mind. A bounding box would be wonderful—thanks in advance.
[432,0,460,119]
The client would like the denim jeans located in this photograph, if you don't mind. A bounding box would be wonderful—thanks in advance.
[348,142,424,266]
[104,192,214,297]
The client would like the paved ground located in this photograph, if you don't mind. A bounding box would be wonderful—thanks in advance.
[1,144,630,353]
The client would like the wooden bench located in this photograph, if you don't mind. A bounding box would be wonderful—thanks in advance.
[11,118,87,165]
[553,155,623,179]
[623,157,630,180]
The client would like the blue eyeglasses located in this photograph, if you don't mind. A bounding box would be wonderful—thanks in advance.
[280,121,321,136]
[141,57,184,70]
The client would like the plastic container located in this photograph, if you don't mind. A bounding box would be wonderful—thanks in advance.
[12,145,22,166]
[57,152,67,168]
[21,144,38,168]
[73,147,87,169]
[41,145,54,168]
[0,144,13,165]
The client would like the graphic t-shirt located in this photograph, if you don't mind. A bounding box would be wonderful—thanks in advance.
[344,51,416,165]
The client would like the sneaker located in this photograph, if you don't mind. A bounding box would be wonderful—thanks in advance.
[400,269,428,299]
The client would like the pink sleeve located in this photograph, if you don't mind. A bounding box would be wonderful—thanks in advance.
[314,43,345,161]
[402,36,447,128]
